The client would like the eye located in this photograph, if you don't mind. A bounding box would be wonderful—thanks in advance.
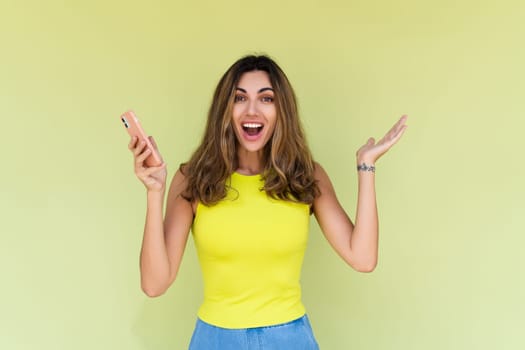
[234,94,246,103]
[261,96,274,103]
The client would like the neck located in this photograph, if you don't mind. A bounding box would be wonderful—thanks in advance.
[236,148,264,175]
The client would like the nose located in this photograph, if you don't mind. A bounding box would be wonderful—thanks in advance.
[246,99,259,116]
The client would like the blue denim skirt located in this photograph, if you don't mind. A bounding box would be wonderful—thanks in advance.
[188,314,320,350]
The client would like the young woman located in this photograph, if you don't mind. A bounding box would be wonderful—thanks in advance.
[128,55,407,349]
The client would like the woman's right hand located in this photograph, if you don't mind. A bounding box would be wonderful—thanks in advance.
[128,136,167,192]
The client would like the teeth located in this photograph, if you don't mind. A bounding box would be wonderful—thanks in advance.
[242,123,263,128]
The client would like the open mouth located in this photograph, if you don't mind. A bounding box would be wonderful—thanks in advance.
[242,122,264,136]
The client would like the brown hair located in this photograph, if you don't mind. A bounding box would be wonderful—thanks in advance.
[181,55,319,206]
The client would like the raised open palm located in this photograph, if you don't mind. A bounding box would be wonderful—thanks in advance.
[356,115,408,164]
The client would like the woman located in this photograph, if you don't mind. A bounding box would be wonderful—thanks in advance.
[128,55,407,349]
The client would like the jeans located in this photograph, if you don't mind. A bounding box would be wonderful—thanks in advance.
[188,314,320,350]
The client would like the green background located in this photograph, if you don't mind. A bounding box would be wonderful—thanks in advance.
[2,0,524,349]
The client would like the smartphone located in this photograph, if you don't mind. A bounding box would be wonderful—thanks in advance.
[119,110,162,167]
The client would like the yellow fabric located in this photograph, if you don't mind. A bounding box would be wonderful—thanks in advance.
[191,172,310,329]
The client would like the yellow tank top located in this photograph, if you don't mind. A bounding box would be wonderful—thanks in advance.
[191,172,310,329]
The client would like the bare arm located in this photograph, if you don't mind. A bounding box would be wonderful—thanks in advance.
[129,136,194,297]
[140,170,194,297]
[313,116,407,272]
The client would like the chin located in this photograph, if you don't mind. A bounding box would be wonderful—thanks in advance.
[238,140,268,153]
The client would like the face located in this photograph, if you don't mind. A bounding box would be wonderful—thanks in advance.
[231,70,277,153]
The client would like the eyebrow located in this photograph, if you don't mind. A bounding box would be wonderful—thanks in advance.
[235,87,274,93]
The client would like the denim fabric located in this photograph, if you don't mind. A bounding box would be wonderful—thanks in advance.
[188,314,320,350]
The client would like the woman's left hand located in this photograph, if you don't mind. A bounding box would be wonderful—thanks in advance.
[356,115,408,164]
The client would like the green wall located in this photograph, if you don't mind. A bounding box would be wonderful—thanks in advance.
[2,0,524,349]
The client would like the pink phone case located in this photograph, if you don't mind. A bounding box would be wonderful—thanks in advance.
[120,110,162,167]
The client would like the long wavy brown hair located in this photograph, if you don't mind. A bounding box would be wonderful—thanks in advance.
[181,55,319,206]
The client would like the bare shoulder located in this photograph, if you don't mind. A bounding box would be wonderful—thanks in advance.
[167,165,197,215]
[164,169,187,204]
[169,166,188,190]
[313,161,333,190]
[313,161,327,178]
